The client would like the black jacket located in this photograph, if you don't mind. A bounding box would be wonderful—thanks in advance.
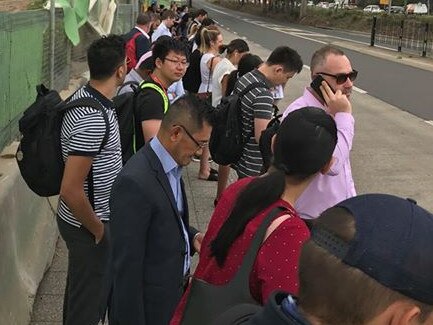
[109,143,198,325]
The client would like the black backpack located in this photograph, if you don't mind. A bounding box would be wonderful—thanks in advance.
[259,106,282,174]
[16,84,109,197]
[209,82,268,166]
[113,80,169,164]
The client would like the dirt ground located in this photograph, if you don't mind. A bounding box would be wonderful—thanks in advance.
[0,0,32,12]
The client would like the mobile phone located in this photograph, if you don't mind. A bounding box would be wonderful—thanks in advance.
[310,75,332,102]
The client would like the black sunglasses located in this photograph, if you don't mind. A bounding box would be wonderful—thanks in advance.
[318,70,358,85]
[175,125,208,149]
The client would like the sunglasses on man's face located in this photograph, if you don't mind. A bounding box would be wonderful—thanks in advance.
[318,70,358,85]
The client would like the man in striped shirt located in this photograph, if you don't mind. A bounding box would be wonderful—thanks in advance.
[233,46,303,178]
[57,35,126,325]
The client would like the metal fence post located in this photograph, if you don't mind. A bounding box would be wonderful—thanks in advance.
[50,0,55,88]
[370,16,377,47]
[398,19,404,52]
[422,23,429,57]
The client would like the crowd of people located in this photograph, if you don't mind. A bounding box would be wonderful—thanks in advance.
[56,5,433,325]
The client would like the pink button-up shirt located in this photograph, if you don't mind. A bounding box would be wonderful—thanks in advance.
[282,88,356,219]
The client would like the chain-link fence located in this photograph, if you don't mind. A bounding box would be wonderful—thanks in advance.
[0,4,136,153]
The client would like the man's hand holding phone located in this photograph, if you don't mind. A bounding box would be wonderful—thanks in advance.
[320,81,352,116]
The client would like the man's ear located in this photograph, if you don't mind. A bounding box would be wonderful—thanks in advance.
[170,125,182,142]
[320,156,335,175]
[274,65,284,75]
[379,301,422,325]
[155,57,163,69]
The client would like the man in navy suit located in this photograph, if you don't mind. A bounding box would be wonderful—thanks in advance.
[109,94,211,324]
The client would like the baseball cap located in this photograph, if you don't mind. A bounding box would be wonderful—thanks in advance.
[311,194,433,304]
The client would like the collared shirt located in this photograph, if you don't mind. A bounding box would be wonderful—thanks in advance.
[281,87,356,219]
[135,26,150,40]
[150,137,191,275]
[151,22,172,43]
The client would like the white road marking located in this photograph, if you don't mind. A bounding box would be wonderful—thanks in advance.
[425,120,433,126]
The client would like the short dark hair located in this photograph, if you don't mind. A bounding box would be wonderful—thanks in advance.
[161,94,213,133]
[87,35,125,80]
[161,9,175,20]
[310,45,345,71]
[152,36,189,67]
[136,12,153,25]
[195,8,208,17]
[238,53,262,76]
[267,46,303,73]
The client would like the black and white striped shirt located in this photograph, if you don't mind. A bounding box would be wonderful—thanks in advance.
[232,69,274,178]
[58,85,122,227]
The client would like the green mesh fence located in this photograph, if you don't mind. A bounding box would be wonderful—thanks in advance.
[0,4,135,152]
[0,10,48,152]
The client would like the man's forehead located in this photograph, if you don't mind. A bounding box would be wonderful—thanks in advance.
[322,54,352,72]
[168,51,187,59]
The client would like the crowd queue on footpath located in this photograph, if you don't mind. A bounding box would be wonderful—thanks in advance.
[29,3,433,325]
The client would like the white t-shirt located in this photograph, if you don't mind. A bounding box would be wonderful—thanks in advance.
[211,58,236,107]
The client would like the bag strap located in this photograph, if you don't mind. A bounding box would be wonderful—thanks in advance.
[64,97,110,211]
[237,81,269,98]
[231,206,288,297]
[64,97,110,151]
[117,80,140,95]
[139,81,170,114]
[206,56,215,93]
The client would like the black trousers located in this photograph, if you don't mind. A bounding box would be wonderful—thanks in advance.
[57,216,111,325]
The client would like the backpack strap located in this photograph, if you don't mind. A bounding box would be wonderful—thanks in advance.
[64,97,110,211]
[236,81,270,143]
[64,97,110,151]
[237,81,269,98]
[230,206,288,299]
[117,80,140,96]
[139,81,170,114]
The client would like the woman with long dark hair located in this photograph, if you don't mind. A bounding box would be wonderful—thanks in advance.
[170,104,344,324]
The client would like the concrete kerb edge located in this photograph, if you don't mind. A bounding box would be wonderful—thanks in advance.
[0,75,88,325]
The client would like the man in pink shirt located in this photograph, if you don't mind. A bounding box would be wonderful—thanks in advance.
[282,45,357,219]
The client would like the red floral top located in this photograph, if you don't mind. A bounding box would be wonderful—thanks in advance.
[170,177,310,325]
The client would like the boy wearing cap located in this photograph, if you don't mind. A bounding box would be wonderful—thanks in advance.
[248,194,433,325]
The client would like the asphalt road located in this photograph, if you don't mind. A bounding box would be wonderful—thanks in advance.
[196,0,433,121]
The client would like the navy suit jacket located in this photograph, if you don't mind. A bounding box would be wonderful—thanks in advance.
[109,143,198,325]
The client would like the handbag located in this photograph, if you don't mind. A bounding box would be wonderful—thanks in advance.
[180,206,287,325]
[196,56,215,104]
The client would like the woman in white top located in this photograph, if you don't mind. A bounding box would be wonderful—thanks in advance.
[198,26,223,94]
[197,25,223,181]
[211,39,250,106]
[211,39,250,204]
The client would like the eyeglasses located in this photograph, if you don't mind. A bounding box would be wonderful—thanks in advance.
[176,125,208,149]
[164,57,190,68]
[317,70,358,85]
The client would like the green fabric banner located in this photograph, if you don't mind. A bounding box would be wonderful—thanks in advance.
[55,0,90,46]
